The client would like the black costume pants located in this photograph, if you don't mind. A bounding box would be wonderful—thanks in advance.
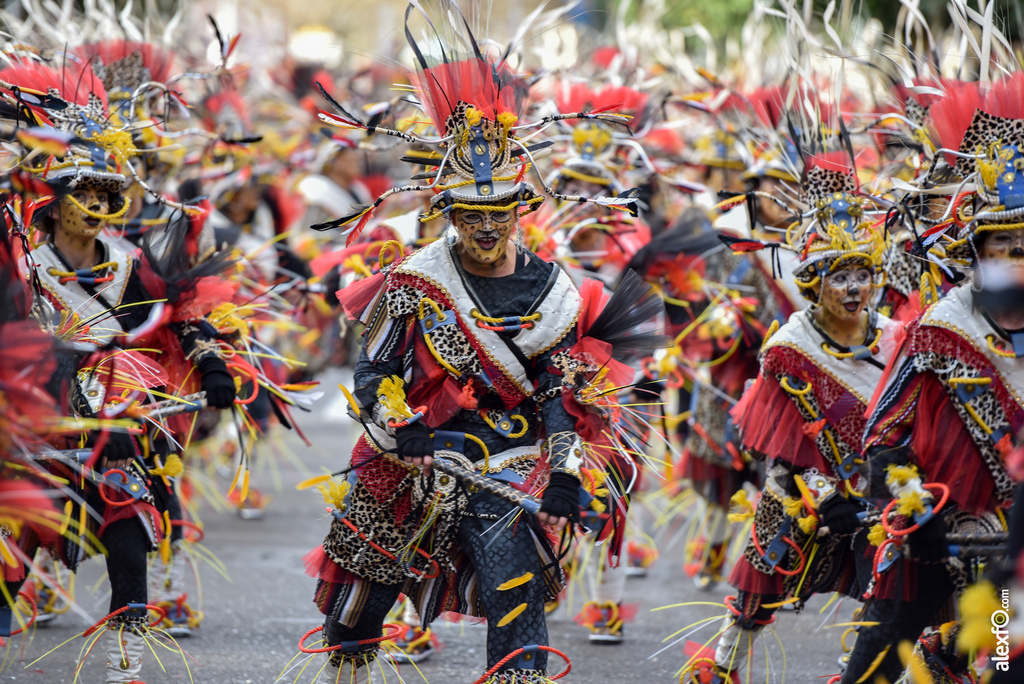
[324,491,550,672]
[840,562,955,684]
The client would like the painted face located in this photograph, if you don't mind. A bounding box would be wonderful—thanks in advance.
[452,207,516,266]
[57,187,111,241]
[820,264,874,324]
[981,228,1024,272]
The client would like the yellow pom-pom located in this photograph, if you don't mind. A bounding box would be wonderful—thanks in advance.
[896,491,926,517]
[728,489,755,523]
[590,498,607,514]
[783,496,805,518]
[465,107,483,127]
[496,111,518,128]
[867,524,887,547]
[316,478,352,510]
[885,464,920,487]
[151,453,184,478]
[797,515,818,535]
[957,581,1002,653]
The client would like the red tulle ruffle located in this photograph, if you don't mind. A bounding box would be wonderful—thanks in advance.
[728,555,785,595]
[730,374,825,471]
[303,546,357,584]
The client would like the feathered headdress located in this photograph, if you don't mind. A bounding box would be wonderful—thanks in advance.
[0,60,128,200]
[309,1,642,245]
[539,80,653,194]
[917,74,1024,263]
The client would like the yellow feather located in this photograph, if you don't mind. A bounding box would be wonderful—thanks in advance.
[496,603,528,627]
[297,474,334,490]
[497,573,534,591]
[228,467,241,494]
[160,511,172,563]
[337,383,361,416]
[897,639,933,684]
[0,538,19,569]
[59,500,73,536]
[377,376,413,420]
[855,645,890,683]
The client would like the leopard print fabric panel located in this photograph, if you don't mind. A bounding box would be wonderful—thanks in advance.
[955,110,1024,178]
[742,484,849,596]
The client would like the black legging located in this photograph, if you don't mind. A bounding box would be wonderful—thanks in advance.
[324,491,551,673]
[102,517,151,618]
[840,563,955,683]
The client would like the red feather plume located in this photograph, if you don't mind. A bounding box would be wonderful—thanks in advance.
[76,41,176,85]
[553,82,649,118]
[805,151,855,176]
[0,59,108,112]
[926,80,983,164]
[412,58,521,135]
[983,72,1024,120]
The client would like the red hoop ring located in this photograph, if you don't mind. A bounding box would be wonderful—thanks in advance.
[297,623,403,654]
[10,589,37,635]
[750,522,808,577]
[170,519,205,543]
[470,645,572,684]
[97,469,140,508]
[226,360,260,405]
[880,483,950,537]
[82,604,166,637]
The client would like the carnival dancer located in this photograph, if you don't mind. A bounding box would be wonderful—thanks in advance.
[4,60,237,682]
[841,81,1024,684]
[296,6,653,681]
[686,153,899,682]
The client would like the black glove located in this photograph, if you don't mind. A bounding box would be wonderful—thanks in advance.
[394,422,434,463]
[908,512,949,562]
[539,472,581,523]
[818,495,862,535]
[198,356,237,409]
[89,430,136,469]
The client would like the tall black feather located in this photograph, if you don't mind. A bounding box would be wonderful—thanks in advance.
[404,4,452,119]
[584,270,671,364]
[316,81,364,126]
[140,211,232,304]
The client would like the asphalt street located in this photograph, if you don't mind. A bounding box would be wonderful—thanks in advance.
[6,370,857,684]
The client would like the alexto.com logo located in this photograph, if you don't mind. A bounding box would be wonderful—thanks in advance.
[991,588,1012,672]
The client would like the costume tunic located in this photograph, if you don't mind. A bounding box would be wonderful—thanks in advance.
[308,238,584,627]
[729,308,899,600]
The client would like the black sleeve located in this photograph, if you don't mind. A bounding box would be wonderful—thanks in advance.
[352,337,405,411]
[171,319,222,364]
[44,348,87,408]
[115,267,157,332]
